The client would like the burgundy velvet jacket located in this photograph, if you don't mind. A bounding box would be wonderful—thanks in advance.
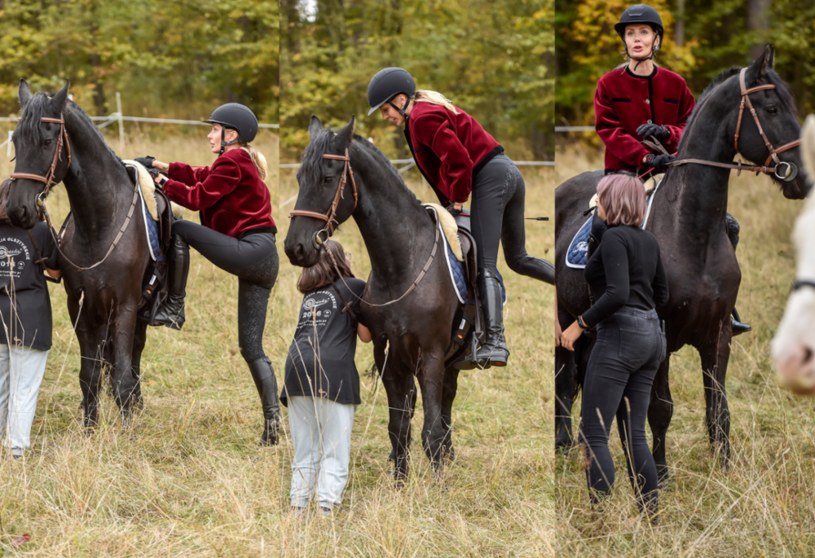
[594,65,695,173]
[405,101,502,204]
[165,147,276,238]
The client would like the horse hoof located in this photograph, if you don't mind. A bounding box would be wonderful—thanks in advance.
[260,419,280,447]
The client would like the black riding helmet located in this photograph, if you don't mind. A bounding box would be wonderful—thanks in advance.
[614,4,664,47]
[367,67,416,117]
[206,103,259,153]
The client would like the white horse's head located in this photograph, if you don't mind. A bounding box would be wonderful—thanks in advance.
[772,114,815,393]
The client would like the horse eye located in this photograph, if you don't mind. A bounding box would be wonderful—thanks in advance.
[766,105,778,115]
[42,137,53,146]
[323,175,335,184]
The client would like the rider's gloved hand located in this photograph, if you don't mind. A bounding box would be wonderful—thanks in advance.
[642,153,674,173]
[134,156,156,169]
[636,123,671,142]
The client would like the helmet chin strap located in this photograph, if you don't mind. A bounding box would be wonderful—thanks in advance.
[219,128,239,155]
[387,95,411,120]
[626,40,659,71]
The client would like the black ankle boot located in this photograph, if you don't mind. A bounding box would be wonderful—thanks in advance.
[731,307,751,336]
[151,234,189,330]
[473,271,510,367]
[248,357,281,446]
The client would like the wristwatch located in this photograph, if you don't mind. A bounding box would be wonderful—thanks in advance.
[577,315,588,329]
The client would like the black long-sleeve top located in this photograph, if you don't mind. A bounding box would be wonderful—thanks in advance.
[582,224,669,329]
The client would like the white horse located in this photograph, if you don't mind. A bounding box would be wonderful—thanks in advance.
[772,114,815,393]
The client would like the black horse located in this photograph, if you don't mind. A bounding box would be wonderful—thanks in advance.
[6,81,150,427]
[554,46,810,478]
[285,116,464,480]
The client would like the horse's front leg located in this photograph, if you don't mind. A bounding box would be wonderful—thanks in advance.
[648,355,673,484]
[382,366,417,483]
[130,317,149,411]
[700,332,732,469]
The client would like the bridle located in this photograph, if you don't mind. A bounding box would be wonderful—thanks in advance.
[10,115,72,206]
[670,67,801,182]
[289,148,358,247]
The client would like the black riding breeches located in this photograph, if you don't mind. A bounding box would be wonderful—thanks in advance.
[172,219,280,362]
[469,154,554,283]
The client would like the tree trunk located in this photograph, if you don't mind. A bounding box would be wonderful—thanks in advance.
[747,0,772,59]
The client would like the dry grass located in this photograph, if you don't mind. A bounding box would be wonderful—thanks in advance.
[0,129,555,556]
[555,142,815,556]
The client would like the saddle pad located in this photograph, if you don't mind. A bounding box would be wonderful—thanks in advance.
[444,242,469,304]
[566,214,593,269]
[140,195,162,262]
[123,160,158,220]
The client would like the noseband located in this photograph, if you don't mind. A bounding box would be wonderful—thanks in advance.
[289,148,359,247]
[10,115,72,203]
[671,67,801,182]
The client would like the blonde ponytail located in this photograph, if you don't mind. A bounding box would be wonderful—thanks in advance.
[414,90,459,114]
[242,145,268,182]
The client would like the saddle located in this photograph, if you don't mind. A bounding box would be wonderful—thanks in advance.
[123,162,176,307]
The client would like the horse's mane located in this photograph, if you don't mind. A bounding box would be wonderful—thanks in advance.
[351,134,421,205]
[18,91,121,162]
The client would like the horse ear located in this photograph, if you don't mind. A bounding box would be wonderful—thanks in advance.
[51,80,70,111]
[749,44,775,80]
[802,114,815,184]
[308,115,323,141]
[18,79,32,108]
[334,116,355,149]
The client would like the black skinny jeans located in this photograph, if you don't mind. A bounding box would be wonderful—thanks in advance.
[469,154,554,283]
[172,220,279,363]
[579,307,666,511]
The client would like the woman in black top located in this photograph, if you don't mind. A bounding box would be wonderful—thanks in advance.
[561,172,668,515]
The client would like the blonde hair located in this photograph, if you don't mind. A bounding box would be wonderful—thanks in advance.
[413,90,459,114]
[241,145,268,182]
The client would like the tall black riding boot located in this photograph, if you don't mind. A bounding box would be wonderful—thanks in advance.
[473,270,510,367]
[151,234,189,330]
[248,357,281,446]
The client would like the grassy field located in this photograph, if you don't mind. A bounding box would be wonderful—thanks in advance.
[555,142,815,556]
[0,129,555,556]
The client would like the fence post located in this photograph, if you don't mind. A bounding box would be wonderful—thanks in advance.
[116,92,125,149]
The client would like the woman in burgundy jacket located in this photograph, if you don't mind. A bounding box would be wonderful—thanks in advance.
[367,67,555,369]
[137,103,283,444]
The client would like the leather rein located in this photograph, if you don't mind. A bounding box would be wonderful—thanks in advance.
[289,147,441,307]
[669,67,801,182]
[9,113,140,271]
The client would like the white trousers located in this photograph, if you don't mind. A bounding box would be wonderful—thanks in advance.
[288,396,355,509]
[0,344,49,454]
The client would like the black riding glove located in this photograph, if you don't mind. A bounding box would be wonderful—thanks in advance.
[134,156,156,169]
[643,153,674,173]
[636,123,671,142]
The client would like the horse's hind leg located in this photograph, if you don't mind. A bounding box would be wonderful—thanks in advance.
[700,338,731,469]
[648,356,673,484]
[417,355,450,474]
[130,318,149,411]
[382,369,417,482]
[78,334,106,429]
[555,345,576,452]
[440,366,460,462]
[110,315,139,424]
